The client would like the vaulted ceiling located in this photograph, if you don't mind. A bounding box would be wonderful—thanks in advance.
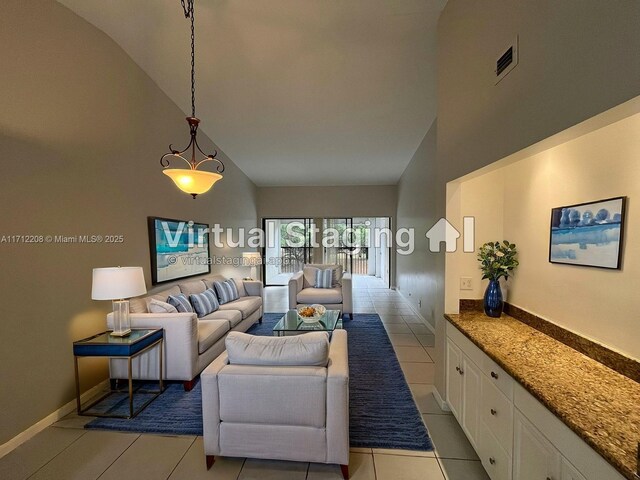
[58,0,445,186]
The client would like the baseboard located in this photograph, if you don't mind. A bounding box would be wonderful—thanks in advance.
[0,379,109,459]
[432,387,451,412]
[396,290,436,334]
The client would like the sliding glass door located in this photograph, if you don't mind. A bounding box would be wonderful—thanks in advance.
[322,218,354,273]
[262,216,391,288]
[263,218,314,286]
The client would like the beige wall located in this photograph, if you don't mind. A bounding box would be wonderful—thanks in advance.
[438,0,640,183]
[0,0,257,444]
[258,185,397,219]
[396,0,640,397]
[396,121,442,328]
[503,111,639,360]
[446,106,640,360]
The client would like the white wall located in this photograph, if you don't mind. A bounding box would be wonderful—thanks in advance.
[447,106,640,360]
[445,169,505,312]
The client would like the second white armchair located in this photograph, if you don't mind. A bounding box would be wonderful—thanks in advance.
[288,264,352,319]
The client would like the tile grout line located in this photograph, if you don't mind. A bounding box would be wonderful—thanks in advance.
[25,429,89,480]
[96,433,141,480]
[165,435,197,479]
[371,451,378,480]
[235,457,247,480]
[434,455,448,480]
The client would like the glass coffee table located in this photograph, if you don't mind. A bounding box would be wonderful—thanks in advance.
[273,310,342,336]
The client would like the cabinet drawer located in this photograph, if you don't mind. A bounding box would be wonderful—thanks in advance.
[481,355,514,399]
[481,375,514,455]
[478,421,512,480]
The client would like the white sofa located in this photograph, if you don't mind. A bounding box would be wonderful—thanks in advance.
[288,264,352,319]
[202,330,350,479]
[108,274,263,390]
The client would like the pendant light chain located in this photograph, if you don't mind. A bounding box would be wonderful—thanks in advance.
[160,0,224,198]
[181,0,196,117]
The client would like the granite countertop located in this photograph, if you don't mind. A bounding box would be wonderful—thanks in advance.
[445,311,640,480]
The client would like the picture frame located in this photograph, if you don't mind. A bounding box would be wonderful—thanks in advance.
[548,196,626,270]
[148,216,211,285]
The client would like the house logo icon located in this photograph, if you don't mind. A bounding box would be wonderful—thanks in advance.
[425,217,475,253]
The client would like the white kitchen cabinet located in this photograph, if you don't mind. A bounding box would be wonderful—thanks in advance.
[481,374,514,455]
[446,335,482,448]
[446,337,463,419]
[514,410,561,480]
[479,420,513,480]
[461,354,482,448]
[445,320,623,480]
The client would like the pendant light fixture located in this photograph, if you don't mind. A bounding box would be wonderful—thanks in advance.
[160,0,224,199]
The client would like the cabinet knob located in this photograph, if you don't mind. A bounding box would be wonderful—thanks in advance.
[455,366,460,373]
[459,368,464,375]
[491,371,499,379]
[489,457,495,465]
[546,477,552,480]
[490,408,497,416]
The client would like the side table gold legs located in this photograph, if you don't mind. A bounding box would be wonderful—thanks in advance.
[74,336,164,419]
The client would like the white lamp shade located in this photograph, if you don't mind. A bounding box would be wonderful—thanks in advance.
[242,252,262,260]
[92,267,147,300]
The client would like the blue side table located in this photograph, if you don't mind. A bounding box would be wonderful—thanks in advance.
[73,328,164,419]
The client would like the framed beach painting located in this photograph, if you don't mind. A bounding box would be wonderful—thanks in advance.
[148,216,211,285]
[548,197,626,269]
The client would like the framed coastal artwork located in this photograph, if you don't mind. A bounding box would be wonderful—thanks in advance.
[148,216,211,284]
[548,197,626,269]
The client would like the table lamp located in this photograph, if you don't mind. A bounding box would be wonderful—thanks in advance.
[91,267,147,336]
[242,252,262,280]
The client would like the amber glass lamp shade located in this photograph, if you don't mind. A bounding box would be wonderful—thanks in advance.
[163,168,223,198]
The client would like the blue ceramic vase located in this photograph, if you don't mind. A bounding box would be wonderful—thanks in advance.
[483,279,503,318]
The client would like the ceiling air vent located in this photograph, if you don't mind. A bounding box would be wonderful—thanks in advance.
[495,36,519,84]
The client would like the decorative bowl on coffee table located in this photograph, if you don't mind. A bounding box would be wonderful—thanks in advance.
[297,304,326,324]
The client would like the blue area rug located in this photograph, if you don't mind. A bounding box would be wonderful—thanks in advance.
[86,313,433,451]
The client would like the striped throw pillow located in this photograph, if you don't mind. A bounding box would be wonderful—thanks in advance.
[167,293,194,313]
[148,299,178,314]
[190,288,220,318]
[213,279,240,304]
[315,269,333,289]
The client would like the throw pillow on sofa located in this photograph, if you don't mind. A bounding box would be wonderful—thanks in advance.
[303,265,343,288]
[213,279,240,304]
[190,288,220,318]
[167,293,194,313]
[148,299,178,314]
[315,268,333,289]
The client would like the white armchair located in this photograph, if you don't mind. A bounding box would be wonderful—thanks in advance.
[202,330,350,479]
[288,264,353,319]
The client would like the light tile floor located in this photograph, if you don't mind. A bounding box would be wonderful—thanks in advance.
[0,280,488,480]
